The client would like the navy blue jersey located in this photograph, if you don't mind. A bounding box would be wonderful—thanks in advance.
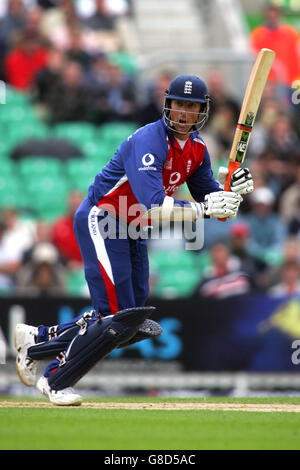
[88,118,220,222]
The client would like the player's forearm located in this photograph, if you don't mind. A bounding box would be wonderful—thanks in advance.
[144,191,243,222]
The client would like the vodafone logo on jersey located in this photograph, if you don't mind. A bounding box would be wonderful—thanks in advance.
[163,172,182,194]
[169,172,181,184]
[142,153,155,166]
[139,153,157,171]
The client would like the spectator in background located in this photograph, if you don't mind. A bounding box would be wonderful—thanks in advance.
[0,0,29,80]
[268,260,300,297]
[206,69,240,127]
[32,46,65,105]
[24,5,45,37]
[208,103,237,159]
[37,0,60,8]
[1,206,36,255]
[83,51,111,123]
[250,3,300,87]
[65,26,91,68]
[91,61,136,123]
[266,113,299,163]
[0,0,27,45]
[39,0,81,51]
[259,236,300,290]
[244,187,287,264]
[45,60,89,123]
[202,69,241,166]
[52,190,84,270]
[16,219,66,297]
[229,222,267,285]
[0,220,21,294]
[137,71,174,126]
[15,241,67,296]
[288,197,300,236]
[279,160,300,227]
[83,0,116,31]
[0,207,36,294]
[4,30,49,90]
[82,0,123,52]
[247,83,283,158]
[195,241,253,298]
[20,220,59,265]
[254,114,300,196]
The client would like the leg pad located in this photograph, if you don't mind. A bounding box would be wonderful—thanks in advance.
[48,306,155,391]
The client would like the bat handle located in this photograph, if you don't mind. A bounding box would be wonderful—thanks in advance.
[218,160,241,222]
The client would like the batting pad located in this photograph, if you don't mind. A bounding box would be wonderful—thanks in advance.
[48,306,156,391]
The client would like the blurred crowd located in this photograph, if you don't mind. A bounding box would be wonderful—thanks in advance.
[0,0,136,123]
[0,0,299,299]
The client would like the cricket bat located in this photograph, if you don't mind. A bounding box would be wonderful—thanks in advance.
[219,47,275,221]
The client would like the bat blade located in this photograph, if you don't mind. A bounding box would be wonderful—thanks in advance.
[219,48,275,220]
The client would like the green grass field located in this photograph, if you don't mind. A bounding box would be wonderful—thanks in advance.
[1,396,300,450]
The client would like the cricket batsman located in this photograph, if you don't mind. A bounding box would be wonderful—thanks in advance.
[14,74,254,405]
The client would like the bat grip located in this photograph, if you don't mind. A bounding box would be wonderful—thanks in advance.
[218,160,241,222]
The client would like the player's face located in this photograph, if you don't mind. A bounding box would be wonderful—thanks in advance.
[169,99,201,137]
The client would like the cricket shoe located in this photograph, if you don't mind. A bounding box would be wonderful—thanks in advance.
[14,324,39,387]
[36,376,82,406]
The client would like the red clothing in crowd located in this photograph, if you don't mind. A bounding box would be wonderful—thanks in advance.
[5,46,49,90]
[52,216,83,264]
[250,23,300,86]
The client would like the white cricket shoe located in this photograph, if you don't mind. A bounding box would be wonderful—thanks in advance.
[14,323,39,387]
[36,376,82,406]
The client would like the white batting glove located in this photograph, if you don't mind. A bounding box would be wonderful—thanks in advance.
[202,191,243,219]
[218,166,254,195]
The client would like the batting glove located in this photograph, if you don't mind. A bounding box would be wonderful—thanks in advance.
[218,166,254,195]
[196,191,243,219]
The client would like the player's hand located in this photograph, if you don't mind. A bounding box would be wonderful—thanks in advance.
[203,191,243,219]
[218,166,254,195]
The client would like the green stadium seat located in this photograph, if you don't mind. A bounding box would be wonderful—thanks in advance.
[80,139,115,161]
[65,159,98,192]
[18,157,63,179]
[8,123,49,147]
[66,269,87,297]
[53,122,96,146]
[97,122,138,147]
[153,268,199,299]
[24,174,70,220]
[150,249,198,271]
[0,174,24,210]
[108,51,137,76]
[4,86,31,106]
[0,158,16,175]
[0,105,38,126]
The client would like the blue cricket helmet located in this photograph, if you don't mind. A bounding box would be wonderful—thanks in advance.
[163,74,210,133]
[166,74,209,103]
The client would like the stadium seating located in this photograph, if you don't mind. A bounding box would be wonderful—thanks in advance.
[149,250,201,298]
[24,174,70,220]
[18,157,63,179]
[0,174,21,209]
[66,269,88,297]
[53,122,96,147]
[65,158,98,192]
[152,268,198,298]
[97,122,138,147]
